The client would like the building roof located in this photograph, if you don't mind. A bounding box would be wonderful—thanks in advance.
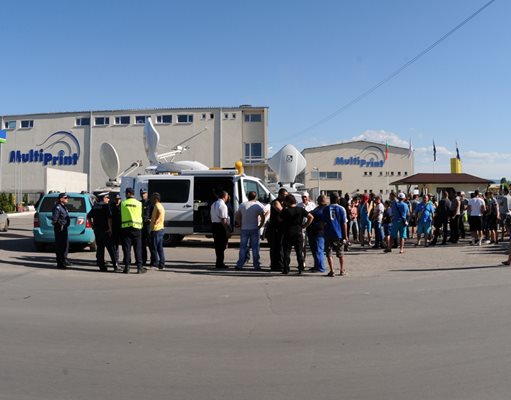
[1,105,267,119]
[302,140,408,152]
[391,173,493,186]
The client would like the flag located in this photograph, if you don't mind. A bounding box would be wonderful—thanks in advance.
[385,141,389,160]
[456,141,461,161]
[0,130,6,144]
[433,140,437,162]
[408,138,413,158]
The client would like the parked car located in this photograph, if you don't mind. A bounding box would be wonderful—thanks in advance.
[0,209,9,232]
[33,192,96,251]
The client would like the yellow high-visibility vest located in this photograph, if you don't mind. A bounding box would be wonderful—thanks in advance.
[121,197,143,229]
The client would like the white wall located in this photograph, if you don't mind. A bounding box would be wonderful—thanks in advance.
[45,168,88,193]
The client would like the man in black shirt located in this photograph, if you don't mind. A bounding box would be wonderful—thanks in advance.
[431,190,451,246]
[109,192,122,266]
[279,194,313,275]
[267,188,288,271]
[88,193,118,271]
[51,193,71,269]
[140,189,155,267]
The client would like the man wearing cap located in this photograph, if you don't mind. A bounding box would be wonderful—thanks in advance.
[109,192,122,265]
[88,192,118,272]
[51,193,71,269]
[121,187,145,274]
[387,192,409,254]
[140,188,155,267]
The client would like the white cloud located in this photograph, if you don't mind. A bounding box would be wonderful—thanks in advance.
[351,130,409,148]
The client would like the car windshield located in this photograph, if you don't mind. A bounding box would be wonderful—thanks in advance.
[39,197,87,213]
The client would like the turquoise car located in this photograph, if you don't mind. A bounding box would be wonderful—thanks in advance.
[33,192,96,251]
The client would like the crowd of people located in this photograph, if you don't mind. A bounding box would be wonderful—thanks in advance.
[51,186,511,274]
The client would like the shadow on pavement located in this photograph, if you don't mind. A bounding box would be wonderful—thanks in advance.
[0,255,99,273]
[392,264,509,272]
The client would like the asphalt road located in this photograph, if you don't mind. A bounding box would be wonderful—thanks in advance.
[1,215,510,400]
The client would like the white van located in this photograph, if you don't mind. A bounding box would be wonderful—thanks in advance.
[120,169,274,245]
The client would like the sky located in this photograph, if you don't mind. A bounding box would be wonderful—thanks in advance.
[1,0,509,179]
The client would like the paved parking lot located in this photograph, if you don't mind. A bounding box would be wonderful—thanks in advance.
[1,214,511,400]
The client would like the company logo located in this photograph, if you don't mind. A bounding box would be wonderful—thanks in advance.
[9,131,81,166]
[334,145,385,168]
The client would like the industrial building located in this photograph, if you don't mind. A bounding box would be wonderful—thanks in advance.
[300,140,414,197]
[0,106,268,197]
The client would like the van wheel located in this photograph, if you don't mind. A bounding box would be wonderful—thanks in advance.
[89,242,97,252]
[163,234,184,247]
[2,220,8,232]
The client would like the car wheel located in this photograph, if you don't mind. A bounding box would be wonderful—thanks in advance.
[163,234,184,247]
[89,242,97,252]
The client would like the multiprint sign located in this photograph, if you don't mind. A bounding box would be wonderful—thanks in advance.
[334,144,385,168]
[9,131,81,166]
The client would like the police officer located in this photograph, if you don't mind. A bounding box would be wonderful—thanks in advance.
[109,192,122,265]
[51,192,71,269]
[121,187,145,274]
[88,192,118,272]
[140,188,155,267]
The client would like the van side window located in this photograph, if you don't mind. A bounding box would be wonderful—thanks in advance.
[243,180,269,203]
[148,180,190,203]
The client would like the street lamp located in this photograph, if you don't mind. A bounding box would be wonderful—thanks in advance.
[312,167,320,196]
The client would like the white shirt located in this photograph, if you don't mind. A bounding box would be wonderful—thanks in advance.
[468,197,485,217]
[211,199,229,224]
[298,201,316,212]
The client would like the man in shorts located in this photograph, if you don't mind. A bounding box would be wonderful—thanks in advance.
[322,193,348,277]
[389,192,409,254]
[468,190,486,246]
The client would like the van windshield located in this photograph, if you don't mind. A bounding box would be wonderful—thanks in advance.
[39,197,87,213]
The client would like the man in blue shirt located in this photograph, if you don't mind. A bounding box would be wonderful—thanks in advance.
[388,192,409,254]
[322,193,348,277]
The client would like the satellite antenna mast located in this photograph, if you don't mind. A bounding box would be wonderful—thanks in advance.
[99,142,142,187]
[143,117,209,173]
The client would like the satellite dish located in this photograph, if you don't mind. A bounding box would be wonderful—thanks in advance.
[155,161,209,174]
[100,142,120,181]
[268,144,306,185]
[144,117,160,165]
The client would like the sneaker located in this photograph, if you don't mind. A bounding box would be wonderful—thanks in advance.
[484,240,491,244]
[327,271,335,277]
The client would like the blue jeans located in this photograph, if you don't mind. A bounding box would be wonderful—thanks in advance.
[151,230,165,267]
[374,221,384,247]
[308,232,326,272]
[237,229,260,269]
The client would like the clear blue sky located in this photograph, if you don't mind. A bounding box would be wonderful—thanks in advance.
[1,0,509,179]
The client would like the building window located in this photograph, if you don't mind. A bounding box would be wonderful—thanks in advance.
[244,113,262,122]
[364,172,368,176]
[379,171,383,176]
[224,113,229,119]
[210,113,214,119]
[201,114,206,120]
[114,116,130,125]
[20,120,34,129]
[156,115,172,124]
[397,171,401,176]
[75,117,90,126]
[244,143,263,164]
[404,171,408,176]
[4,121,16,129]
[177,114,193,124]
[391,171,394,176]
[232,113,236,119]
[369,172,373,176]
[135,115,149,124]
[311,171,342,180]
[94,117,110,126]
[380,189,383,194]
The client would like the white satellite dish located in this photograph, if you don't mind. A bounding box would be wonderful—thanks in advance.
[100,142,120,181]
[143,117,208,166]
[156,160,209,174]
[144,117,160,165]
[268,144,306,185]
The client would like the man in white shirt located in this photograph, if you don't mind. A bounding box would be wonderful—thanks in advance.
[297,191,316,263]
[467,190,486,246]
[235,191,266,270]
[210,191,230,268]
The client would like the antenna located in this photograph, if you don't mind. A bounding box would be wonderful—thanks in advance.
[99,142,142,186]
[268,144,306,186]
[100,143,120,182]
[143,117,208,165]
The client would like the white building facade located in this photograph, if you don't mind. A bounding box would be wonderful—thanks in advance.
[0,106,268,195]
[301,140,414,198]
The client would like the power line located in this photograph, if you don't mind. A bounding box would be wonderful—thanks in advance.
[272,0,497,144]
